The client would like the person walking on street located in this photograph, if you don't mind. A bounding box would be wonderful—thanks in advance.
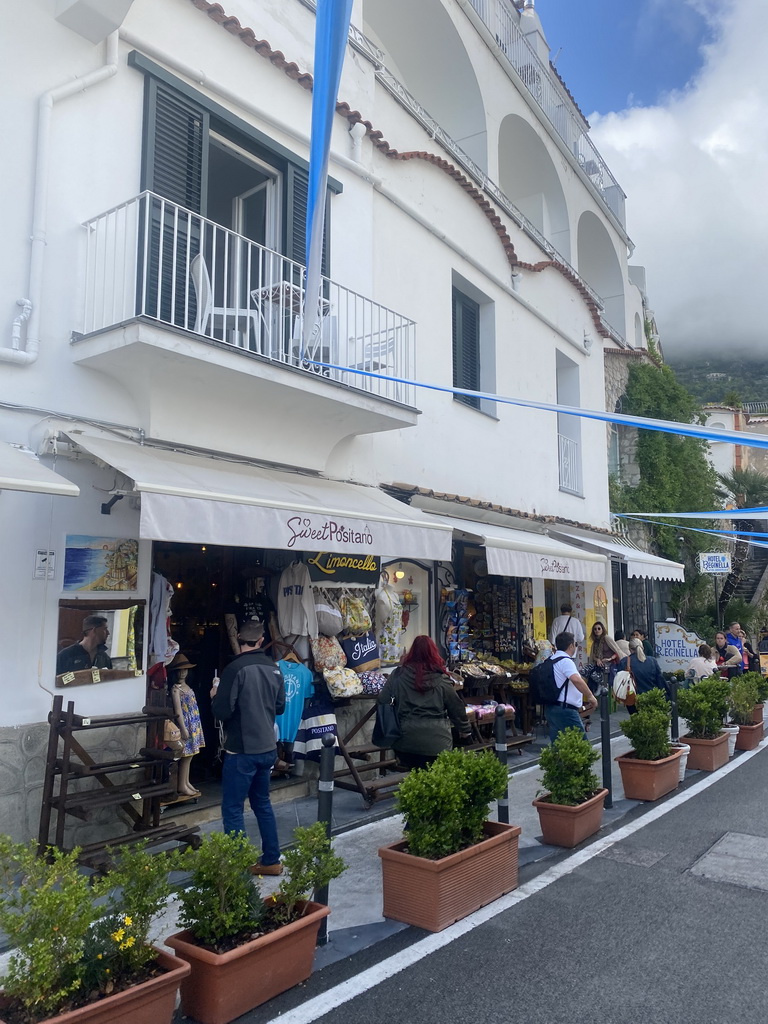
[548,603,585,648]
[631,627,655,658]
[211,621,286,875]
[545,632,597,743]
[618,637,668,714]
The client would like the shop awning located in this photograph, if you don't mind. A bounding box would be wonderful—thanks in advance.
[0,442,79,497]
[547,527,685,582]
[423,512,607,582]
[65,432,452,560]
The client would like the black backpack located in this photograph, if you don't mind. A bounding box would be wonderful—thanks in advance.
[528,654,571,705]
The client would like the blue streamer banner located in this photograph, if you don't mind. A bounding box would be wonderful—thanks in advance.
[302,0,353,354]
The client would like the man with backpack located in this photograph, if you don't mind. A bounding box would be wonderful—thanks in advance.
[532,631,597,743]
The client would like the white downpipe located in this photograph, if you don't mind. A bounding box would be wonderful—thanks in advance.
[2,32,119,366]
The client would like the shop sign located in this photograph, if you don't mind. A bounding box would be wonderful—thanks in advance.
[654,621,705,672]
[306,551,381,584]
[698,552,731,574]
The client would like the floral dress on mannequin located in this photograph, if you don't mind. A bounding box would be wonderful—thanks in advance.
[376,574,405,664]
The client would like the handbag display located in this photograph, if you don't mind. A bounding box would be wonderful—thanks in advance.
[340,632,381,673]
[372,676,401,748]
[613,668,637,706]
[359,670,388,695]
[314,601,343,637]
[310,635,347,671]
[339,595,372,636]
[163,718,184,754]
[323,666,364,698]
[293,695,338,762]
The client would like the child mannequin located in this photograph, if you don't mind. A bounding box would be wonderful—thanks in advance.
[167,652,205,797]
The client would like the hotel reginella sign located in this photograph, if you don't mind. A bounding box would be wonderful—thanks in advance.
[698,552,732,574]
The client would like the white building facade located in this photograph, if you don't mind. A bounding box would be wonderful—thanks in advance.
[1,0,681,841]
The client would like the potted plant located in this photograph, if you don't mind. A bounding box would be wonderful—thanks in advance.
[615,689,683,801]
[677,675,731,771]
[167,823,345,1024]
[740,671,768,723]
[378,749,520,932]
[0,838,188,1024]
[533,727,608,847]
[728,674,764,750]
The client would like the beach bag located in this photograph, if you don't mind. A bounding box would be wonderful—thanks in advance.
[340,632,381,673]
[339,595,372,636]
[613,669,637,706]
[314,601,343,637]
[359,670,387,695]
[293,696,338,762]
[310,635,346,671]
[163,718,184,754]
[528,654,571,705]
[372,677,401,748]
[323,666,364,698]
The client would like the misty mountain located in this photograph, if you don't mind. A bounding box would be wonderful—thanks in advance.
[667,355,768,408]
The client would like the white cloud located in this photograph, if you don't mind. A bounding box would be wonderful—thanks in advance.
[591,0,768,356]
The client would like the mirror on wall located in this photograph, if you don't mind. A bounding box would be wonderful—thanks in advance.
[55,600,145,687]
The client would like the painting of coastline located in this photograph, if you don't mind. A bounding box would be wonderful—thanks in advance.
[63,536,139,592]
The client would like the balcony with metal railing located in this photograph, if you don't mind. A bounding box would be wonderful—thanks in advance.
[73,193,418,468]
[558,433,583,496]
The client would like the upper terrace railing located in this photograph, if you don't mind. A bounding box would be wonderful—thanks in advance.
[81,192,415,406]
[466,0,626,228]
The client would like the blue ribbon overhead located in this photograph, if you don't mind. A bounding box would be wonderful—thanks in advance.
[302,0,354,355]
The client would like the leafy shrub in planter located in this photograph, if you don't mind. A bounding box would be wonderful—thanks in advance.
[620,688,671,760]
[728,674,761,725]
[538,727,600,806]
[270,822,346,927]
[677,675,730,739]
[741,671,768,703]
[396,749,508,860]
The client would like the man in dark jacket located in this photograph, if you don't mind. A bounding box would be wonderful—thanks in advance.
[211,622,286,874]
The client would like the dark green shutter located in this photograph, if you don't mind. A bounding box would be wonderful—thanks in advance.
[452,289,481,408]
[286,165,329,275]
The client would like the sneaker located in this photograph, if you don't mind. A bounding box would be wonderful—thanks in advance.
[251,861,283,876]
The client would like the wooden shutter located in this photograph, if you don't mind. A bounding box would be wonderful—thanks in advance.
[452,289,481,408]
[286,165,329,275]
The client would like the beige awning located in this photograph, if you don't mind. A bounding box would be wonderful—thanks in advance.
[0,442,79,497]
[66,432,452,560]
[548,527,685,582]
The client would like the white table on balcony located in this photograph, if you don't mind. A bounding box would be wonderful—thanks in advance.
[250,281,335,373]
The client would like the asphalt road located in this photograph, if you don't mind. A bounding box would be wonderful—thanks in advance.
[236,744,768,1024]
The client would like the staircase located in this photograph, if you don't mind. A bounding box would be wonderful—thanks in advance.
[733,539,768,606]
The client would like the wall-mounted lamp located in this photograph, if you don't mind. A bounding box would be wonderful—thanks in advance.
[394,565,406,581]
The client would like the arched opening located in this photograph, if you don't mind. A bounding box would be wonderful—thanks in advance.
[364,0,488,171]
[634,312,643,348]
[498,114,570,260]
[577,211,625,340]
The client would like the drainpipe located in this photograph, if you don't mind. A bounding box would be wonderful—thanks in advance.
[2,31,119,366]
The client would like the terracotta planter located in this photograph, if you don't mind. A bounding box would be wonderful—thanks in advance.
[532,788,608,848]
[753,704,764,725]
[682,732,729,771]
[0,950,189,1024]
[615,748,683,801]
[166,901,329,1024]
[736,721,764,751]
[378,820,521,933]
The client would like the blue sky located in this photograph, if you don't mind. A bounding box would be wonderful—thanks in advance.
[539,0,715,116]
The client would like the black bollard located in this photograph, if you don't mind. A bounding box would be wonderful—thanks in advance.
[494,706,510,825]
[599,672,613,809]
[669,677,679,742]
[315,732,336,946]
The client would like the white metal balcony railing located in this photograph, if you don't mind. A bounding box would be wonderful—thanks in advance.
[558,433,582,495]
[466,0,626,228]
[81,192,415,406]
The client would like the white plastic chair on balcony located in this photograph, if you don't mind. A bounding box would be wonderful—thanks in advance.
[190,253,260,349]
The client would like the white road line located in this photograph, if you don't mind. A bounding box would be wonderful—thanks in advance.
[265,738,767,1024]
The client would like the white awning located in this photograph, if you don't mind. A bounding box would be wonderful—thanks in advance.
[66,432,452,560]
[0,443,79,497]
[423,513,607,582]
[548,527,685,582]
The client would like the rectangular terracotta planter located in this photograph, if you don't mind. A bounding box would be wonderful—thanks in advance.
[752,704,764,725]
[682,731,729,771]
[0,950,189,1024]
[533,788,607,848]
[736,721,764,750]
[166,901,329,1024]
[378,820,521,933]
[615,748,682,801]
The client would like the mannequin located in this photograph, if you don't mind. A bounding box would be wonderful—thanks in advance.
[225,576,280,655]
[167,652,205,797]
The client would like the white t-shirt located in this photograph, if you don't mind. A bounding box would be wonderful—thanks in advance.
[686,656,717,681]
[552,654,583,709]
[549,614,585,646]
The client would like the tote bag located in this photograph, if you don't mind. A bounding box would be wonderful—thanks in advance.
[613,669,637,706]
[293,696,338,763]
[372,676,401,748]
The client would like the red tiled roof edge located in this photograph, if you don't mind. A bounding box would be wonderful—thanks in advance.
[187,0,608,339]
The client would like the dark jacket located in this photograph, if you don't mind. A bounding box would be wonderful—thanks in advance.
[211,650,285,754]
[618,654,668,697]
[378,666,470,757]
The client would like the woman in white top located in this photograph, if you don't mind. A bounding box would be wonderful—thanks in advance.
[685,643,718,683]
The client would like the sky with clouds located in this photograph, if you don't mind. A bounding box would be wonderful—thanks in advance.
[540,0,768,360]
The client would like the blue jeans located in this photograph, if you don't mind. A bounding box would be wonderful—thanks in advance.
[221,750,280,864]
[546,704,586,744]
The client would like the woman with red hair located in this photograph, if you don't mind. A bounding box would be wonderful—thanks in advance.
[377,635,471,769]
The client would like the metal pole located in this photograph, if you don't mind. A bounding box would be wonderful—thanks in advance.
[494,706,510,825]
[599,671,613,809]
[713,573,720,627]
[314,732,336,946]
[669,677,679,742]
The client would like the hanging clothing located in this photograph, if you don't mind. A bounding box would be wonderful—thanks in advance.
[274,660,315,742]
[175,683,205,756]
[375,581,404,664]
[277,562,318,638]
[150,571,176,662]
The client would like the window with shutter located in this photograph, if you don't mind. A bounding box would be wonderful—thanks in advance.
[452,288,481,409]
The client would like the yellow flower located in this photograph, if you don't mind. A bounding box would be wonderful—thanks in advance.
[123,915,133,926]
[111,927,125,942]
[119,936,136,950]
[96,954,102,960]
